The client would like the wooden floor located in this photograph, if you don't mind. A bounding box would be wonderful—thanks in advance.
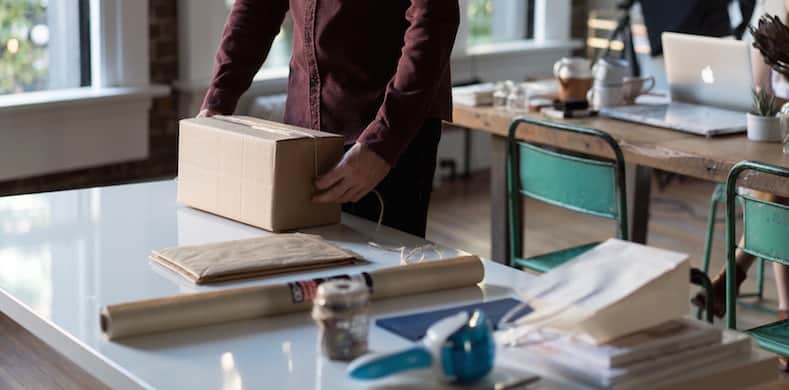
[0,312,106,389]
[0,171,783,387]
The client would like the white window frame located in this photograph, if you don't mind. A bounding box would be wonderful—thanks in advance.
[452,0,577,83]
[46,1,83,90]
[90,0,150,88]
[460,0,530,50]
[491,0,529,42]
[0,0,169,181]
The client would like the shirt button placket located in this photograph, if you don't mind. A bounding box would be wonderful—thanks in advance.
[304,0,321,130]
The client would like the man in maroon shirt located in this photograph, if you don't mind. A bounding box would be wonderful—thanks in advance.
[199,0,459,237]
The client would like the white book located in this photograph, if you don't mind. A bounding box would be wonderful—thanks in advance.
[452,83,496,107]
[542,318,722,369]
[500,328,750,389]
[453,96,493,107]
[452,83,496,97]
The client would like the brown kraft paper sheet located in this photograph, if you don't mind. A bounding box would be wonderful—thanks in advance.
[151,233,359,284]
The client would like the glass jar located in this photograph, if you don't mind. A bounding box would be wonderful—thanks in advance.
[493,81,511,107]
[311,279,369,361]
[507,84,528,111]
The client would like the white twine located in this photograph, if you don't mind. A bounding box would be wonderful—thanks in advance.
[367,189,443,264]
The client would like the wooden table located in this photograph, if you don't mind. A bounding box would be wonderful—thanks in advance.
[450,104,789,263]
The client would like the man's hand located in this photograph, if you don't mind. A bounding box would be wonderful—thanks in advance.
[313,143,391,203]
[197,109,220,118]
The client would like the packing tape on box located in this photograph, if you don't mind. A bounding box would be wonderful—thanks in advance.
[101,255,484,340]
[214,115,321,176]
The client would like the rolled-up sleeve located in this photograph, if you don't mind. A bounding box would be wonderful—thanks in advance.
[202,0,290,114]
[356,0,460,165]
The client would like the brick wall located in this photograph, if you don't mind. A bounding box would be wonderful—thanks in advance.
[0,0,179,196]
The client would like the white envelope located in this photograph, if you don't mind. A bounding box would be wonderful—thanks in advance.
[511,239,689,345]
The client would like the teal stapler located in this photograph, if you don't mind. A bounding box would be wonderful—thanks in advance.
[348,310,495,384]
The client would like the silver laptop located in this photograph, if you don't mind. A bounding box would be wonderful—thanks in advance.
[601,32,753,136]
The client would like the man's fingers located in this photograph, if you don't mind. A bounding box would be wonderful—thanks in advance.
[313,179,353,203]
[338,183,369,204]
[315,165,345,190]
[350,186,373,203]
[334,183,360,204]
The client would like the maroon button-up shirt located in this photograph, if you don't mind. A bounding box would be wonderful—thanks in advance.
[202,0,459,165]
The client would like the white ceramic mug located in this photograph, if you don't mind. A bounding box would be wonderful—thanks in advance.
[622,75,656,104]
[592,58,629,87]
[553,57,593,80]
[587,85,624,110]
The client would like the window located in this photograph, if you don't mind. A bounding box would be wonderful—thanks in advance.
[223,0,292,74]
[0,0,91,95]
[261,14,293,71]
[467,0,535,47]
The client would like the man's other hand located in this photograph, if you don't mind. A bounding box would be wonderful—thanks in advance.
[313,143,391,203]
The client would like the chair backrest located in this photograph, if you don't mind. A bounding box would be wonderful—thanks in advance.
[725,160,789,329]
[516,142,621,219]
[506,116,629,259]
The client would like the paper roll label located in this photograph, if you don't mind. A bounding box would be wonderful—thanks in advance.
[288,272,373,303]
[288,281,306,303]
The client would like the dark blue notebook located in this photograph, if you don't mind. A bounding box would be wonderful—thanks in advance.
[375,298,531,341]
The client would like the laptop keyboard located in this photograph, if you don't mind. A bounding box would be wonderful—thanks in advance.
[600,102,747,136]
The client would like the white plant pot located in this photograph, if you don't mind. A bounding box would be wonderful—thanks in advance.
[747,113,783,142]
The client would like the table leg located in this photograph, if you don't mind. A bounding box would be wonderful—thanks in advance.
[629,165,652,244]
[490,135,516,264]
[463,128,472,178]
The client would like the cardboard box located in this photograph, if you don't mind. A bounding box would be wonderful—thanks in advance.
[178,115,344,232]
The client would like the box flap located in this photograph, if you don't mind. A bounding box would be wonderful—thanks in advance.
[179,116,343,142]
[217,115,342,140]
[180,117,281,142]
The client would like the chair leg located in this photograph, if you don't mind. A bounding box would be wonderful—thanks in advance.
[702,185,724,275]
[697,184,723,320]
[691,268,715,324]
[756,257,765,299]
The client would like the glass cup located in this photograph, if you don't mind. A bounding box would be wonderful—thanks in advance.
[507,84,528,111]
[495,80,515,107]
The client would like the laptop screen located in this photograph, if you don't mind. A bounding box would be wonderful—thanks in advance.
[640,0,732,56]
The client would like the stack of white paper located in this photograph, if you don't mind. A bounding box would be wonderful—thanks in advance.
[499,320,751,389]
[452,83,496,107]
[496,240,759,389]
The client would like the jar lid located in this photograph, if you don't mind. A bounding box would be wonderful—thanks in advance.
[314,279,369,309]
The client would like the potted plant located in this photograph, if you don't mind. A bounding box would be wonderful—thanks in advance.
[748,88,783,142]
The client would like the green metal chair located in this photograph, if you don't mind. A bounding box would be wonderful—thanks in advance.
[698,184,771,321]
[724,161,789,356]
[505,116,629,273]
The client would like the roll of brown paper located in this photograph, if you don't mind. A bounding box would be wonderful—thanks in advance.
[101,255,484,339]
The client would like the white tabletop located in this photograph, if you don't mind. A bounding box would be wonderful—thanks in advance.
[0,180,567,390]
